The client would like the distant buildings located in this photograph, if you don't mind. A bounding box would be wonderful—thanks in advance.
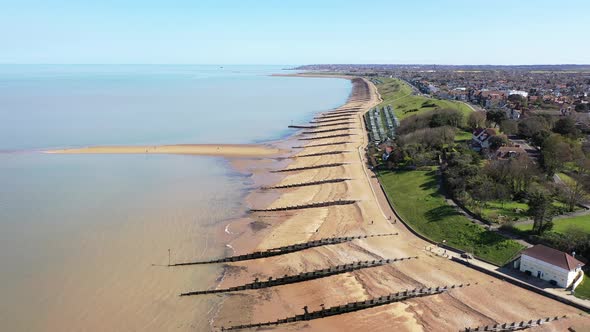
[515,245,585,288]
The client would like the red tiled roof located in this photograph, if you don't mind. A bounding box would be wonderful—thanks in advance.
[521,245,585,271]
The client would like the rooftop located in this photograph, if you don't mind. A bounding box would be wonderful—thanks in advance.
[521,244,585,271]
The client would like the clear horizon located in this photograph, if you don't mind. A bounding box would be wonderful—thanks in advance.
[2,0,589,65]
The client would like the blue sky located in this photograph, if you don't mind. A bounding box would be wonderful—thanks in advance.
[1,0,589,65]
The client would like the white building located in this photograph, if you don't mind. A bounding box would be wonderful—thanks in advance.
[516,245,585,288]
[508,90,529,98]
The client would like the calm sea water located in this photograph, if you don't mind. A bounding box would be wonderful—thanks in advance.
[0,65,351,331]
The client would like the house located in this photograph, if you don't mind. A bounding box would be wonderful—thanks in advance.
[515,244,585,288]
[495,146,527,160]
[471,128,497,151]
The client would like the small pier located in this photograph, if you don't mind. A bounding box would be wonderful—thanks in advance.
[180,257,417,296]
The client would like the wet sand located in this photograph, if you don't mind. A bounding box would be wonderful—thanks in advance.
[45,144,281,158]
[209,76,590,331]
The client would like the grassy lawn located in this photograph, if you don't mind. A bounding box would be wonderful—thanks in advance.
[378,168,525,265]
[515,214,590,235]
[375,78,473,120]
[454,129,472,143]
[574,272,590,300]
[480,201,528,222]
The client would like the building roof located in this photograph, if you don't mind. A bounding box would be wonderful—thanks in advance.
[521,245,585,271]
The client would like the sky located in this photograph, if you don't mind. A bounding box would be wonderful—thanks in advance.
[1,0,589,65]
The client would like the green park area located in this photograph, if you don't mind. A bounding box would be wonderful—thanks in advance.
[378,168,525,266]
[574,272,590,300]
[376,78,472,120]
[515,214,590,235]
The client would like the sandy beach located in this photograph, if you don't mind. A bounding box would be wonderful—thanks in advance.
[207,76,589,331]
[39,75,589,331]
[45,144,282,158]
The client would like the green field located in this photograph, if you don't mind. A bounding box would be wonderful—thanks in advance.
[515,214,590,235]
[480,201,529,222]
[378,168,525,265]
[454,130,472,142]
[574,272,590,300]
[375,78,473,120]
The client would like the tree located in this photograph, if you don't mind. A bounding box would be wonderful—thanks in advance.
[518,116,550,139]
[468,112,486,129]
[528,192,554,235]
[541,135,577,176]
[557,175,587,212]
[488,135,508,151]
[486,109,507,128]
[575,103,589,113]
[553,117,580,138]
[500,120,518,135]
[508,94,528,108]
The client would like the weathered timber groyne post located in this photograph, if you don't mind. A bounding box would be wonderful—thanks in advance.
[170,233,398,266]
[221,283,476,331]
[180,256,417,296]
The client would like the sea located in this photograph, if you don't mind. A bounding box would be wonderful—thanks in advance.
[0,65,351,331]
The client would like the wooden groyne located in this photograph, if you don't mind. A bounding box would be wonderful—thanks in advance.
[298,134,353,141]
[270,162,347,173]
[292,141,352,149]
[302,127,350,135]
[314,114,354,121]
[295,151,349,158]
[171,233,397,266]
[463,316,567,331]
[311,118,355,124]
[249,199,356,212]
[330,106,361,112]
[221,283,474,331]
[312,121,354,128]
[318,110,359,116]
[180,257,417,296]
[261,178,350,190]
[288,125,318,129]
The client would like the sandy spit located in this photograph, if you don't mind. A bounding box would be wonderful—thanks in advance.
[44,144,282,158]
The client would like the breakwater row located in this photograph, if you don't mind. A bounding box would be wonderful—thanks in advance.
[270,162,347,173]
[180,257,416,296]
[463,315,568,331]
[171,233,397,266]
[292,141,352,149]
[221,283,474,331]
[302,127,350,135]
[261,178,350,190]
[298,133,353,141]
[295,150,349,158]
[249,199,356,212]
